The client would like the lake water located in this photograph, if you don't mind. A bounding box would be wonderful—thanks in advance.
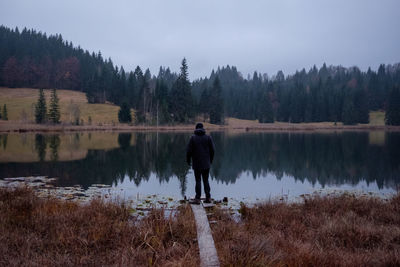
[0,131,399,200]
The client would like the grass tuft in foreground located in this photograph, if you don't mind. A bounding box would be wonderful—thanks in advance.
[211,194,400,266]
[0,187,198,266]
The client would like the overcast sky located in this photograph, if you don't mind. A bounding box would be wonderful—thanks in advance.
[1,0,399,80]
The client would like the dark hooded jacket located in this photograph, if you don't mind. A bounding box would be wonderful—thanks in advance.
[186,128,215,170]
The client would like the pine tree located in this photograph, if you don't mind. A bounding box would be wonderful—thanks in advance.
[209,76,224,124]
[118,102,132,123]
[134,66,146,123]
[385,85,400,125]
[48,88,60,123]
[354,88,369,124]
[199,87,210,122]
[289,82,306,123]
[35,89,47,124]
[169,58,193,123]
[155,79,170,124]
[2,104,8,120]
[342,92,357,125]
[259,92,274,123]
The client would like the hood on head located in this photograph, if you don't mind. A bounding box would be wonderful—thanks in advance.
[194,128,206,136]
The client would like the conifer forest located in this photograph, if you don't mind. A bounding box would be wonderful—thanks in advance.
[1,25,399,125]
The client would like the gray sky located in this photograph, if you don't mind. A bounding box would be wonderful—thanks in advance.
[1,0,399,80]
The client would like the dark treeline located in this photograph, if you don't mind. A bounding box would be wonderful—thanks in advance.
[0,132,399,195]
[193,64,400,124]
[1,26,400,125]
[0,25,180,124]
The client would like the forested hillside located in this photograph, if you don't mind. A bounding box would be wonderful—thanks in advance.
[1,25,399,125]
[193,63,400,124]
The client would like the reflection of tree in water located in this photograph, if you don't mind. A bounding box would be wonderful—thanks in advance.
[20,133,28,146]
[72,133,80,150]
[48,135,60,161]
[34,134,60,161]
[25,133,191,195]
[387,133,400,168]
[2,132,400,196]
[0,134,8,150]
[34,134,46,161]
[212,132,400,189]
[118,133,131,150]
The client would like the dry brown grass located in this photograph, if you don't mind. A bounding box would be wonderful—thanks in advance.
[225,112,386,128]
[0,87,120,124]
[0,187,199,266]
[211,194,400,267]
[369,111,385,126]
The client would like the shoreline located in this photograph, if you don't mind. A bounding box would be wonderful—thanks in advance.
[1,121,400,133]
[0,176,395,209]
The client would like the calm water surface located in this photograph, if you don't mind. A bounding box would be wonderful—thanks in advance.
[0,131,399,200]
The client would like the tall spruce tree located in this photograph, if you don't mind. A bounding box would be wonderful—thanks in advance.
[118,102,132,123]
[169,58,193,122]
[48,88,60,123]
[342,92,357,125]
[199,87,210,122]
[35,88,47,124]
[209,76,224,124]
[2,104,8,120]
[258,92,274,123]
[134,66,147,123]
[354,88,369,124]
[385,85,400,125]
[154,79,170,124]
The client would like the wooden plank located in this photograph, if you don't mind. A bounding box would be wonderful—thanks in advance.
[191,204,220,267]
[202,202,215,208]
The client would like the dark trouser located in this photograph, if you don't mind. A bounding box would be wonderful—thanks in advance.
[194,168,210,199]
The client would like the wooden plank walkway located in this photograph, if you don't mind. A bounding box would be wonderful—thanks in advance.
[191,203,220,267]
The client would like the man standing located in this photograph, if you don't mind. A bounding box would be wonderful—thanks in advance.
[186,123,215,204]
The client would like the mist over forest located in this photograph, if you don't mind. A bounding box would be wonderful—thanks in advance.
[1,25,400,125]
